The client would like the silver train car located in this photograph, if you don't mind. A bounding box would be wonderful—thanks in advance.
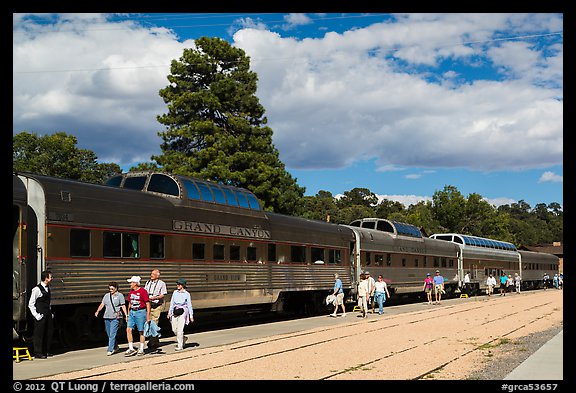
[13,172,559,343]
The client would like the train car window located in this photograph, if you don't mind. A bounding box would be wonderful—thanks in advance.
[214,244,225,260]
[361,221,376,229]
[386,253,391,266]
[247,246,257,262]
[192,243,205,260]
[196,182,215,202]
[268,244,276,262]
[246,194,261,210]
[103,232,121,257]
[453,236,463,244]
[208,184,227,204]
[449,259,454,268]
[123,176,147,190]
[329,249,342,264]
[311,247,324,263]
[103,232,139,258]
[105,175,123,187]
[423,256,427,267]
[182,180,201,200]
[123,233,139,258]
[414,258,419,267]
[223,188,240,207]
[70,229,90,257]
[150,234,165,259]
[147,174,179,197]
[291,246,306,263]
[365,252,372,266]
[441,257,447,268]
[375,254,384,266]
[236,191,250,208]
[402,258,406,267]
[230,245,240,261]
[376,220,394,233]
[433,257,439,267]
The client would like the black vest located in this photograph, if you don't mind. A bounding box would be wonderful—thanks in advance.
[35,284,51,314]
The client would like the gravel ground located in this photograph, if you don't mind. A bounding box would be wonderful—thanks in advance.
[38,290,562,381]
[467,325,564,380]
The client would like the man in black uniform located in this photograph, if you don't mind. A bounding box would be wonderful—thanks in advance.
[28,270,54,359]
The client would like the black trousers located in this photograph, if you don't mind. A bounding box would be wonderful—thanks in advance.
[33,313,54,356]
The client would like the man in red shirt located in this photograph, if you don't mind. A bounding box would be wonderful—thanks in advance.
[124,276,151,356]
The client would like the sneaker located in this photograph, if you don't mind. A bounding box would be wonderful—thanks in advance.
[136,350,145,356]
[174,346,183,351]
[124,349,137,357]
[341,313,346,317]
[107,351,113,356]
[330,313,337,317]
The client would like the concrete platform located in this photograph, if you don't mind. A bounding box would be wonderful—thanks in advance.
[505,330,563,380]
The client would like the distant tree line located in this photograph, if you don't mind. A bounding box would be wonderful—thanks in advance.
[12,37,562,247]
[294,186,562,246]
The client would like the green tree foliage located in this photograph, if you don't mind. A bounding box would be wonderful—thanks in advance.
[13,131,121,183]
[142,36,304,214]
[297,185,562,246]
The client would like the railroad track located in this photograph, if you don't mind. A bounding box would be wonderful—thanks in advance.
[36,291,562,380]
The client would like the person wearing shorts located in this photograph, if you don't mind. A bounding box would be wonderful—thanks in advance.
[125,276,150,356]
[330,273,346,317]
[433,270,444,305]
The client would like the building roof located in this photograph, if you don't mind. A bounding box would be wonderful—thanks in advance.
[518,244,563,257]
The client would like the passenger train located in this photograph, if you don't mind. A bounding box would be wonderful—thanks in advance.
[13,171,559,343]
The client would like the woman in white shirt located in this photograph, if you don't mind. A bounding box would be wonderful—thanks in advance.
[373,275,391,315]
[167,278,194,351]
[357,274,369,318]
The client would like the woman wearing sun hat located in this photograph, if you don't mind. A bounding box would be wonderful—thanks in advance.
[167,278,194,351]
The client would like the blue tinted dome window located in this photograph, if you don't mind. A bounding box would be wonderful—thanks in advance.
[222,188,239,206]
[207,183,227,204]
[235,191,250,208]
[391,220,422,238]
[196,182,215,202]
[182,179,201,200]
[246,193,261,210]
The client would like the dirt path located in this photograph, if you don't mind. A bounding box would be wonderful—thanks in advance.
[39,290,562,380]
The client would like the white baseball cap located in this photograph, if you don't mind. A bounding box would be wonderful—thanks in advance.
[127,275,141,284]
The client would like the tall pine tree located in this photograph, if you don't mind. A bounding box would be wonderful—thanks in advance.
[150,37,304,214]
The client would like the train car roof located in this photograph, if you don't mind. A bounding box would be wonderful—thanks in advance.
[430,233,517,251]
[348,218,423,238]
[105,171,262,211]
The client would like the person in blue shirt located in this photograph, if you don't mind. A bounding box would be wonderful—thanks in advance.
[330,273,346,317]
[433,270,445,304]
[500,272,508,296]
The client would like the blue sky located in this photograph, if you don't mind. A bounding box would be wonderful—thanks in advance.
[13,13,563,209]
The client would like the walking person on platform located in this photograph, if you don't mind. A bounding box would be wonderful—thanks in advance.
[168,278,194,351]
[514,273,522,294]
[542,273,549,290]
[28,270,54,359]
[433,270,445,304]
[486,273,497,296]
[95,282,127,355]
[423,273,434,304]
[330,273,346,317]
[365,271,376,313]
[125,276,150,356]
[463,272,471,296]
[357,273,369,318]
[373,275,391,315]
[144,269,167,352]
[499,272,508,296]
